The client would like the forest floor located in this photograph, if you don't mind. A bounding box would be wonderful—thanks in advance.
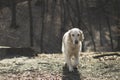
[0,52,120,80]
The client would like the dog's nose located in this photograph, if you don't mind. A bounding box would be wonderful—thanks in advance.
[75,40,78,44]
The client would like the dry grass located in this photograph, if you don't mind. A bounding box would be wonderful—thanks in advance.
[0,52,120,80]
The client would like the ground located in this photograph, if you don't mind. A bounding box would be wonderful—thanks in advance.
[0,52,120,80]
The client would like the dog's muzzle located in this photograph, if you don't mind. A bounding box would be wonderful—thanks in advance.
[75,40,78,44]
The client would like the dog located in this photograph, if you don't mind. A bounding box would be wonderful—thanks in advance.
[62,28,84,72]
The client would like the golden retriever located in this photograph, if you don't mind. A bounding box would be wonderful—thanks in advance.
[62,28,84,71]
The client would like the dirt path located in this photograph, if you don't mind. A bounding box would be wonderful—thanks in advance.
[0,52,120,80]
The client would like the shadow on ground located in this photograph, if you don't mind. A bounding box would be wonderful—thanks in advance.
[0,48,37,60]
[62,64,81,80]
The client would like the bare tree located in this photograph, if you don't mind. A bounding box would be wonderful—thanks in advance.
[102,6,113,51]
[28,0,33,47]
[97,0,103,46]
[114,0,120,51]
[60,0,65,43]
[85,0,96,51]
[10,0,18,28]
[40,0,45,52]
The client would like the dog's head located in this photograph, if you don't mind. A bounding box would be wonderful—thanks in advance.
[69,28,84,44]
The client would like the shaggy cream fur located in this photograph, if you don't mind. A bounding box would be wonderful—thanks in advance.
[62,28,84,71]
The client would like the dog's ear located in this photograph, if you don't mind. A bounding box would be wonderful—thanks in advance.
[68,30,72,41]
[79,30,84,42]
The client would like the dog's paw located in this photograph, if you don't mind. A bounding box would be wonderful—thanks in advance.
[69,66,74,72]
[73,66,78,69]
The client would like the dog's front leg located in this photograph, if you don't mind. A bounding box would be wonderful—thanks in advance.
[73,53,79,68]
[65,53,73,72]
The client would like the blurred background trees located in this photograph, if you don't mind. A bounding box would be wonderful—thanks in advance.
[0,0,119,53]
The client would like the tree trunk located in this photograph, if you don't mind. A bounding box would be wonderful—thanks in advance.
[28,0,33,47]
[85,0,96,51]
[10,0,17,28]
[114,0,120,51]
[105,13,113,51]
[40,0,45,53]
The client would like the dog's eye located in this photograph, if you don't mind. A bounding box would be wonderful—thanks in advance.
[72,34,74,36]
[77,34,80,36]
